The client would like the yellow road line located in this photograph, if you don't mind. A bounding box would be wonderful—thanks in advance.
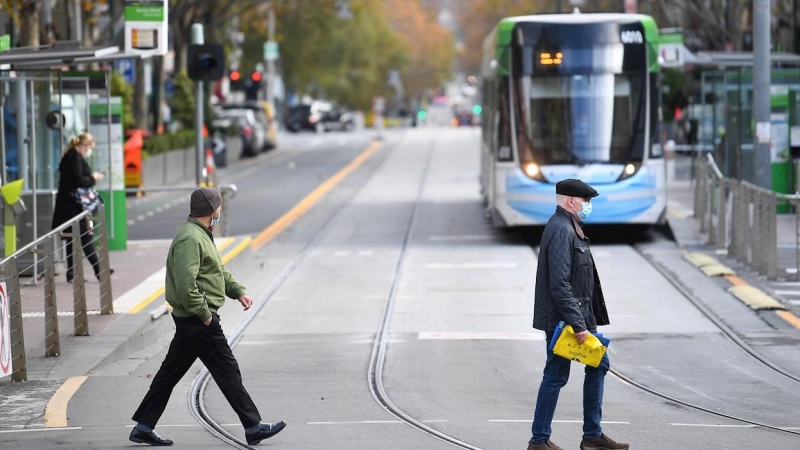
[724,275,748,287]
[667,206,687,219]
[222,237,252,265]
[776,310,800,329]
[45,376,88,428]
[216,236,236,253]
[251,141,382,251]
[127,237,251,314]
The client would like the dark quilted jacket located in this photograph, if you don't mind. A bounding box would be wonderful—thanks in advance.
[533,206,610,333]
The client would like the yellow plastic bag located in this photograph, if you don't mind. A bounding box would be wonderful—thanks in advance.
[552,324,607,368]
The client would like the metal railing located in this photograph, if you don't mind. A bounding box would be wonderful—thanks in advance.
[694,153,799,280]
[124,184,238,237]
[1,204,113,382]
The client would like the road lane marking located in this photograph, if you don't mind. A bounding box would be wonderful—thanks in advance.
[776,310,800,329]
[44,376,88,428]
[488,420,629,424]
[251,141,382,251]
[773,290,800,296]
[0,427,82,433]
[670,423,757,428]
[724,275,748,287]
[425,262,518,269]
[419,332,545,340]
[221,237,253,265]
[307,420,447,425]
[429,235,493,241]
[790,300,800,305]
[667,206,688,219]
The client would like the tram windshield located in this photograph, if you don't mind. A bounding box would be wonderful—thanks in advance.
[515,73,644,165]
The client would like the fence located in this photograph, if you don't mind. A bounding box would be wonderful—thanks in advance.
[1,205,113,382]
[694,153,800,280]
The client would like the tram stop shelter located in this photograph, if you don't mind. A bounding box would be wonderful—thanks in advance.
[0,41,149,265]
[684,51,800,208]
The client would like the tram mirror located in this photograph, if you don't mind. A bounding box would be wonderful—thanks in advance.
[45,111,65,130]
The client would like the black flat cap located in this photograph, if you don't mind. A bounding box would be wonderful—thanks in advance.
[556,179,599,198]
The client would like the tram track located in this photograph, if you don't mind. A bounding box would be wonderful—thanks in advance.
[526,236,800,438]
[187,130,489,450]
[627,243,800,436]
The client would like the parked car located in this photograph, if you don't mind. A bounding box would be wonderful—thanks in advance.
[221,102,277,151]
[221,102,277,152]
[286,101,355,133]
[213,109,264,157]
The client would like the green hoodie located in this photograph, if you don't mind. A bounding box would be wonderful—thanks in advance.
[165,218,247,322]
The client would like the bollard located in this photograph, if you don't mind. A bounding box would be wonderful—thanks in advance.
[767,192,778,279]
[5,258,27,381]
[96,204,114,315]
[71,221,89,337]
[42,244,61,356]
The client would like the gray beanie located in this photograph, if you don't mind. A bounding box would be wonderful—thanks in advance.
[190,187,221,217]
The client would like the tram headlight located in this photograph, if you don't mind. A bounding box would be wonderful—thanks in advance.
[617,162,642,181]
[523,162,547,181]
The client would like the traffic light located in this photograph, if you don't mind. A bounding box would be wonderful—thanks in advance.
[187,44,225,81]
[229,70,244,91]
[245,73,261,101]
[250,72,262,83]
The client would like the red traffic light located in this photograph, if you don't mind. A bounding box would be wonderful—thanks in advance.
[251,72,263,82]
[230,70,241,81]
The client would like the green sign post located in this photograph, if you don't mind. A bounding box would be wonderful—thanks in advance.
[89,98,127,250]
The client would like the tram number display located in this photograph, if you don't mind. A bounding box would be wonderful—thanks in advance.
[620,30,644,44]
[539,52,563,65]
[0,282,11,378]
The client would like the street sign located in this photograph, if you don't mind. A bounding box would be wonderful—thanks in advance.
[116,58,135,85]
[264,41,279,61]
[1,282,11,378]
[125,0,169,56]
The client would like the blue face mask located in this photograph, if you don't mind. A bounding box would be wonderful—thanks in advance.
[211,211,221,227]
[573,199,592,220]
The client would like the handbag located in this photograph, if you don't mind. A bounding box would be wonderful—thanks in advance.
[72,187,103,213]
[548,321,610,368]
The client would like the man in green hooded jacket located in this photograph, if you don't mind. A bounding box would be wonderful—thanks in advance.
[130,187,285,447]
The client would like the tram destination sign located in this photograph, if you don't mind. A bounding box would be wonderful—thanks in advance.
[125,1,168,56]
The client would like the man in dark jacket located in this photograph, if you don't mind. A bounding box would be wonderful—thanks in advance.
[130,187,285,446]
[527,179,627,450]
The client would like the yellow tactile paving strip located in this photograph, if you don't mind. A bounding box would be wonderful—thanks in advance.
[683,252,799,327]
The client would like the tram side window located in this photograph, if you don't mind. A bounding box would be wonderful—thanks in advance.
[497,78,512,161]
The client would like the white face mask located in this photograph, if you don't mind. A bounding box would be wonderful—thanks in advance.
[85,148,93,159]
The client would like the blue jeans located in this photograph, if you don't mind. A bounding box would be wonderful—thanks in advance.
[530,331,610,444]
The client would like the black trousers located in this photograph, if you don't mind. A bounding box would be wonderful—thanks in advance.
[132,314,262,429]
[63,217,100,279]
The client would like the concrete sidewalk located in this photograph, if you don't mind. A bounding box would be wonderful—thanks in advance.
[666,153,798,275]
[665,154,800,319]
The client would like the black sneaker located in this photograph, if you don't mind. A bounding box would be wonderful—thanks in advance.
[246,421,286,445]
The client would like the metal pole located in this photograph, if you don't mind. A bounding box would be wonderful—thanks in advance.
[192,24,204,186]
[267,6,275,105]
[14,79,28,190]
[754,0,773,190]
[6,258,27,381]
[29,80,38,283]
[1,82,6,185]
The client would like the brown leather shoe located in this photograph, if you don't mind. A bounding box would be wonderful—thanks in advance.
[528,439,564,450]
[580,433,629,450]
